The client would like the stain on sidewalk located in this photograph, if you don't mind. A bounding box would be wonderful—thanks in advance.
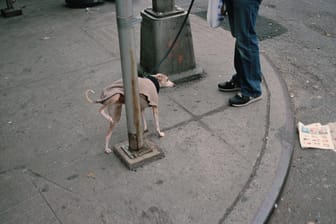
[194,11,288,41]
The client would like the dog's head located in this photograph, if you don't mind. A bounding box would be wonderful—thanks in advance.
[152,73,175,88]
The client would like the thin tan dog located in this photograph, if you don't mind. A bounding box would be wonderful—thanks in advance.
[85,73,175,154]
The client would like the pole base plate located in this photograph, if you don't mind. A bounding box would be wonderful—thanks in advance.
[113,139,164,170]
[1,8,22,17]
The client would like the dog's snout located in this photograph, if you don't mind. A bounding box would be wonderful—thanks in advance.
[168,80,175,87]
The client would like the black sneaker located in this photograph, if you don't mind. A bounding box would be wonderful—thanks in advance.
[229,92,262,107]
[218,80,240,92]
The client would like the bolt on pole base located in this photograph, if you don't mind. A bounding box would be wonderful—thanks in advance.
[113,139,164,170]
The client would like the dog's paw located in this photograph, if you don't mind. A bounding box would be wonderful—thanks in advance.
[158,132,165,137]
[105,148,113,154]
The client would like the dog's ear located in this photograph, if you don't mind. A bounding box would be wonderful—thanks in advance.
[154,73,175,88]
[154,73,166,81]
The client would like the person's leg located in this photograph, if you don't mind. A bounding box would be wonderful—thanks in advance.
[228,0,244,85]
[233,42,242,84]
[231,0,262,97]
[218,0,241,91]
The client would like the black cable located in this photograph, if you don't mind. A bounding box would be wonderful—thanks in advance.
[149,0,196,74]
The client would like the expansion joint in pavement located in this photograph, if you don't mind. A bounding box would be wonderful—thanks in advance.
[164,85,274,223]
[24,168,75,194]
[0,59,116,92]
[31,180,64,224]
[218,77,272,223]
[166,95,231,141]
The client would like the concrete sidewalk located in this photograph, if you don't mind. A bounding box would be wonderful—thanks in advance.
[0,1,294,224]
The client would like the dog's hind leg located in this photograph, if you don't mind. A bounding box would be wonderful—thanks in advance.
[99,104,114,123]
[104,104,122,154]
[152,106,165,137]
[99,94,121,123]
[105,121,115,154]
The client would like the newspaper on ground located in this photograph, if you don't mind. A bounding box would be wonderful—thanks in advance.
[298,122,336,151]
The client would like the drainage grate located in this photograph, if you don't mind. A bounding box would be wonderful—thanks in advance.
[194,11,287,41]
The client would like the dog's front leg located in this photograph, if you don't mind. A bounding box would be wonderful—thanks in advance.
[104,104,122,154]
[142,111,148,133]
[152,106,164,137]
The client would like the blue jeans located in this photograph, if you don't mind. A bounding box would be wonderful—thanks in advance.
[226,0,262,97]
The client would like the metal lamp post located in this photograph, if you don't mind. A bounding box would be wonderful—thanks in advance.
[113,0,164,170]
[115,0,143,151]
[152,0,175,13]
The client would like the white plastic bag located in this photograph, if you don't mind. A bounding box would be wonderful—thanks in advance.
[207,0,225,28]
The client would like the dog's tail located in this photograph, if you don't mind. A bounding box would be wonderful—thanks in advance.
[85,89,98,103]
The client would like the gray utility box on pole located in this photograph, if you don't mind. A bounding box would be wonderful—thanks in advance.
[140,0,202,82]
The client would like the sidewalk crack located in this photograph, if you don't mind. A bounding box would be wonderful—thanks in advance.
[30,179,64,224]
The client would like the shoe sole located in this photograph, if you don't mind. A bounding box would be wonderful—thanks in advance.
[230,95,263,107]
[218,87,241,92]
